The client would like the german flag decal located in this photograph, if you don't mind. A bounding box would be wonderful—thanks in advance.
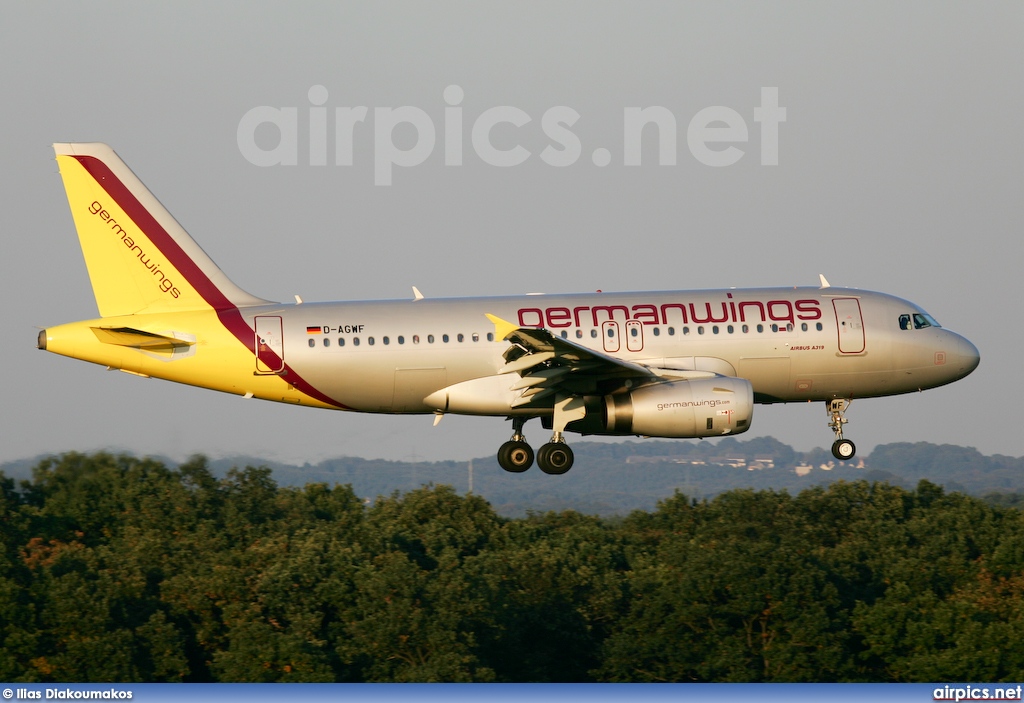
[306,326,322,335]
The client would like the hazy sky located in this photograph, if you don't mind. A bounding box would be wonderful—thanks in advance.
[2,2,1020,466]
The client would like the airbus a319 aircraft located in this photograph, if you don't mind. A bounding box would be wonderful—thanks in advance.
[39,143,980,474]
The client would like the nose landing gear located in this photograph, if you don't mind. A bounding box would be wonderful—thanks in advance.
[827,398,856,460]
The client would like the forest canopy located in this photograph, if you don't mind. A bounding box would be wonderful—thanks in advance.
[1,452,1023,682]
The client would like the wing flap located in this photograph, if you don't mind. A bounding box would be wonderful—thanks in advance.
[499,351,556,375]
[486,313,658,409]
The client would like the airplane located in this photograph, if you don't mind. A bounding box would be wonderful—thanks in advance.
[38,143,980,474]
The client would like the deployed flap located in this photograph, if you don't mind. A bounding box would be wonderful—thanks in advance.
[487,314,652,377]
[486,313,656,409]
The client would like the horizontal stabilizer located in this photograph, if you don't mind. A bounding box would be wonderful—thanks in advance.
[91,326,195,353]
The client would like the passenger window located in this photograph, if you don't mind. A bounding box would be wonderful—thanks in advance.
[652,327,660,337]
[442,334,449,343]
[487,333,494,341]
[590,329,598,338]
[339,338,345,347]
[560,331,568,339]
[383,336,390,345]
[668,327,675,336]
[308,339,315,348]
[575,329,583,339]
[323,338,330,347]
[413,335,420,344]
[398,336,405,344]
[368,337,375,345]
[472,333,479,342]
[428,335,435,343]
[457,334,464,342]
[816,323,823,331]
[353,337,360,346]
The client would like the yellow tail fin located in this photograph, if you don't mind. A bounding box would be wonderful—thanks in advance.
[53,143,268,317]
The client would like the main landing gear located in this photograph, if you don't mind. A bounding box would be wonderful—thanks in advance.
[497,418,575,475]
[497,418,533,473]
[827,398,856,461]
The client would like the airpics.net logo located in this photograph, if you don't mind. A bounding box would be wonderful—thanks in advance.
[236,85,786,186]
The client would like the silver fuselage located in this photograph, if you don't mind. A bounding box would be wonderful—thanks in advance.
[236,286,978,415]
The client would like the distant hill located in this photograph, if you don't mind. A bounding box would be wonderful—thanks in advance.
[4,438,1022,517]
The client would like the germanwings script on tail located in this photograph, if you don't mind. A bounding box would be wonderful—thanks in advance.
[39,143,980,474]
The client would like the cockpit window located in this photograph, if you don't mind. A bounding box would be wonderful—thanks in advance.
[900,312,942,330]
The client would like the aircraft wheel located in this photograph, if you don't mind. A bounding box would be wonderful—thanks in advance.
[498,441,534,473]
[832,439,856,461]
[537,442,574,475]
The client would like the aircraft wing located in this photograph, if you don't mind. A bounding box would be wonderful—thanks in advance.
[487,314,657,408]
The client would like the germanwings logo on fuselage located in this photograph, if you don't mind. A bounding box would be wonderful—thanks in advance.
[517,292,823,329]
[88,200,181,299]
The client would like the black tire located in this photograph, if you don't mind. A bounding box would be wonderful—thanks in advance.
[498,440,534,472]
[537,442,574,475]
[832,439,856,461]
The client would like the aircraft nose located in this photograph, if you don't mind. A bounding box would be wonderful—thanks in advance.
[957,335,980,376]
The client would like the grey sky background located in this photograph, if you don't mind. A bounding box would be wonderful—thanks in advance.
[1,2,1020,466]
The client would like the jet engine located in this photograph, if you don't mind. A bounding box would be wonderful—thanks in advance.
[566,377,753,438]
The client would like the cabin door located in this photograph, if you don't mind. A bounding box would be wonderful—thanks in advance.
[255,316,285,373]
[832,298,865,354]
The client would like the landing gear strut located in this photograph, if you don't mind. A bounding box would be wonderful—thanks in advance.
[827,399,856,461]
[497,417,534,473]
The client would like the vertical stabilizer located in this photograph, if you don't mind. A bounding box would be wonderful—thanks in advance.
[53,143,270,317]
